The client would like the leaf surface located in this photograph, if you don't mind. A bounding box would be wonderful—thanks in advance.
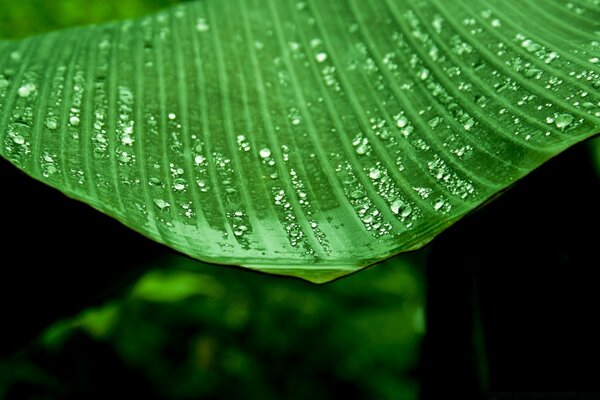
[1,0,599,282]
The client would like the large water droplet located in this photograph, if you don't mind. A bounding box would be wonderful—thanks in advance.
[390,199,412,218]
[555,114,573,129]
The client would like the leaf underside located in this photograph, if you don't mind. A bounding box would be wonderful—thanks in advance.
[0,0,599,283]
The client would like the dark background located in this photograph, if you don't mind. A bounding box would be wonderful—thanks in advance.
[1,1,600,399]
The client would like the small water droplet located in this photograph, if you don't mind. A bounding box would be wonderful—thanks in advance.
[196,18,209,32]
[194,155,206,165]
[433,199,445,211]
[17,83,36,98]
[396,116,408,128]
[259,148,271,158]
[149,177,162,186]
[168,113,177,120]
[153,198,170,210]
[350,189,365,199]
[45,120,58,130]
[315,52,328,63]
[428,116,441,128]
[369,168,382,180]
[463,118,474,131]
[69,116,80,126]
[122,135,134,145]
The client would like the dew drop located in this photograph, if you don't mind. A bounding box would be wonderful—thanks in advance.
[396,116,408,128]
[69,116,80,126]
[259,148,272,158]
[463,118,474,131]
[428,116,441,128]
[369,168,382,180]
[433,199,445,211]
[168,113,177,120]
[153,198,170,210]
[12,134,25,145]
[194,155,206,165]
[196,18,209,32]
[315,52,328,63]
[45,120,58,130]
[17,83,36,98]
[149,177,162,186]
[555,113,573,129]
[390,199,413,218]
[350,189,365,199]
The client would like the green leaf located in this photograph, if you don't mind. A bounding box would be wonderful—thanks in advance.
[1,0,599,283]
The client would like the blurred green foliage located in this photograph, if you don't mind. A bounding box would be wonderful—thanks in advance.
[0,1,425,398]
[0,0,189,39]
[1,255,424,399]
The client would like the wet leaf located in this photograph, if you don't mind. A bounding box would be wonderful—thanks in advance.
[1,0,599,282]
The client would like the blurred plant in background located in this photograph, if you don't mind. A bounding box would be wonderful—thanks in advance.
[0,2,426,398]
[0,256,425,399]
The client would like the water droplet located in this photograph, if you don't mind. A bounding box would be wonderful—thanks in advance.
[45,120,58,130]
[194,155,206,165]
[521,39,541,52]
[350,189,365,199]
[69,116,80,126]
[433,199,445,211]
[153,198,170,210]
[491,18,501,27]
[428,116,441,128]
[390,199,412,218]
[12,134,25,145]
[17,83,36,98]
[196,18,209,32]
[259,148,271,158]
[291,117,301,125]
[168,113,177,120]
[149,177,162,186]
[555,113,573,129]
[315,52,328,63]
[122,135,134,145]
[369,168,382,180]
[590,57,599,64]
[173,178,186,191]
[463,118,474,131]
[396,116,408,128]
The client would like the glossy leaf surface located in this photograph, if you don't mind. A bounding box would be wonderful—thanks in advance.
[1,0,599,282]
